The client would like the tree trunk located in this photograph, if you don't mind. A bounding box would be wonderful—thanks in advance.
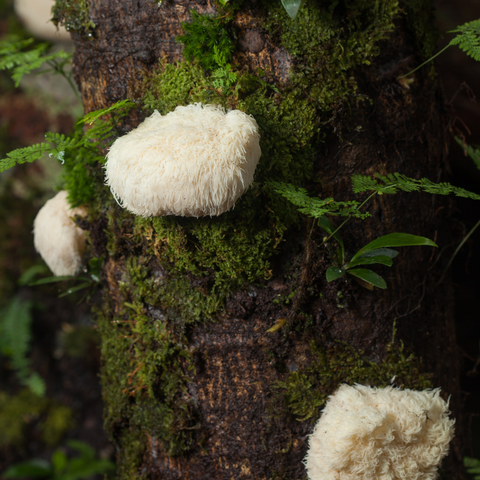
[65,0,464,478]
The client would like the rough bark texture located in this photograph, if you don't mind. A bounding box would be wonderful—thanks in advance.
[68,0,464,478]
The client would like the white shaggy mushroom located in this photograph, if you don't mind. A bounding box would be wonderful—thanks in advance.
[105,103,261,217]
[305,384,455,480]
[33,191,86,276]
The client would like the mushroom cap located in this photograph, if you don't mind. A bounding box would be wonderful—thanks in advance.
[14,0,72,42]
[104,103,261,217]
[305,384,455,480]
[33,191,86,276]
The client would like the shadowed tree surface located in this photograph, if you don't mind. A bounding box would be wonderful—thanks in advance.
[62,0,465,477]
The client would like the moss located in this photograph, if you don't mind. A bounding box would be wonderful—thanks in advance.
[52,0,96,34]
[0,389,74,448]
[178,11,236,71]
[264,0,400,111]
[273,334,432,423]
[97,257,200,471]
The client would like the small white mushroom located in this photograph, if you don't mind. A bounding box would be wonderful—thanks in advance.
[33,191,86,276]
[305,384,455,480]
[105,103,261,217]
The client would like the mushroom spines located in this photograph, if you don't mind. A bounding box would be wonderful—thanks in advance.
[33,191,86,276]
[104,103,261,218]
[305,384,455,480]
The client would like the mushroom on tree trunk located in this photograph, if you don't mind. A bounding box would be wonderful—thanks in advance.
[63,0,465,478]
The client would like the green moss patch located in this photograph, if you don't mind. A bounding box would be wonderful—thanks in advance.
[52,0,96,34]
[273,335,432,423]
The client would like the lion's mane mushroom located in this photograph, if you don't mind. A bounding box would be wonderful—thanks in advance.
[105,103,261,217]
[33,191,86,276]
[305,384,455,480]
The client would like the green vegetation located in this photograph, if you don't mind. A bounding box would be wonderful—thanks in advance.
[274,333,432,422]
[0,38,73,90]
[400,17,480,78]
[177,11,235,71]
[0,389,74,447]
[0,296,45,395]
[3,439,114,479]
[51,0,96,34]
[465,457,480,479]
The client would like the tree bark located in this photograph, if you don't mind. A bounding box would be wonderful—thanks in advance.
[68,0,465,478]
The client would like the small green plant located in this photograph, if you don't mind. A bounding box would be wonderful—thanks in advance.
[29,257,104,301]
[0,38,77,98]
[325,231,437,290]
[2,440,114,479]
[210,45,238,92]
[351,172,480,200]
[465,457,480,479]
[400,17,480,78]
[0,296,45,396]
[456,136,480,171]
[177,11,235,72]
[270,172,480,289]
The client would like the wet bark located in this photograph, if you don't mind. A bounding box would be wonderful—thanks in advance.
[71,0,465,478]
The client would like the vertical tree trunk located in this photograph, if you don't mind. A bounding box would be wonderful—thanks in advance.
[65,0,464,477]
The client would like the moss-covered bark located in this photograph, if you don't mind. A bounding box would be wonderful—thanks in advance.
[61,0,465,477]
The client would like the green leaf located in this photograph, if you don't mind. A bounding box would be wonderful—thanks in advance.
[347,255,393,269]
[351,172,480,201]
[28,275,77,286]
[3,459,52,478]
[268,182,370,219]
[351,233,437,262]
[356,248,399,259]
[66,440,96,460]
[77,99,135,125]
[347,268,387,289]
[17,264,49,286]
[0,142,52,173]
[0,39,71,87]
[24,372,46,397]
[326,267,345,282]
[449,18,480,61]
[455,137,480,171]
[281,0,302,19]
[52,449,68,474]
[465,457,480,478]
[58,282,92,298]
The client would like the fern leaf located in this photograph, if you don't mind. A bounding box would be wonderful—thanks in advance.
[78,99,136,126]
[449,18,480,62]
[268,181,370,219]
[351,172,480,201]
[455,136,480,171]
[0,142,52,172]
[0,39,71,87]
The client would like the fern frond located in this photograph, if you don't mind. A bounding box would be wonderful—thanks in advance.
[78,99,136,126]
[0,143,52,172]
[0,39,71,87]
[455,136,480,171]
[449,18,480,61]
[351,173,480,201]
[268,181,370,219]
